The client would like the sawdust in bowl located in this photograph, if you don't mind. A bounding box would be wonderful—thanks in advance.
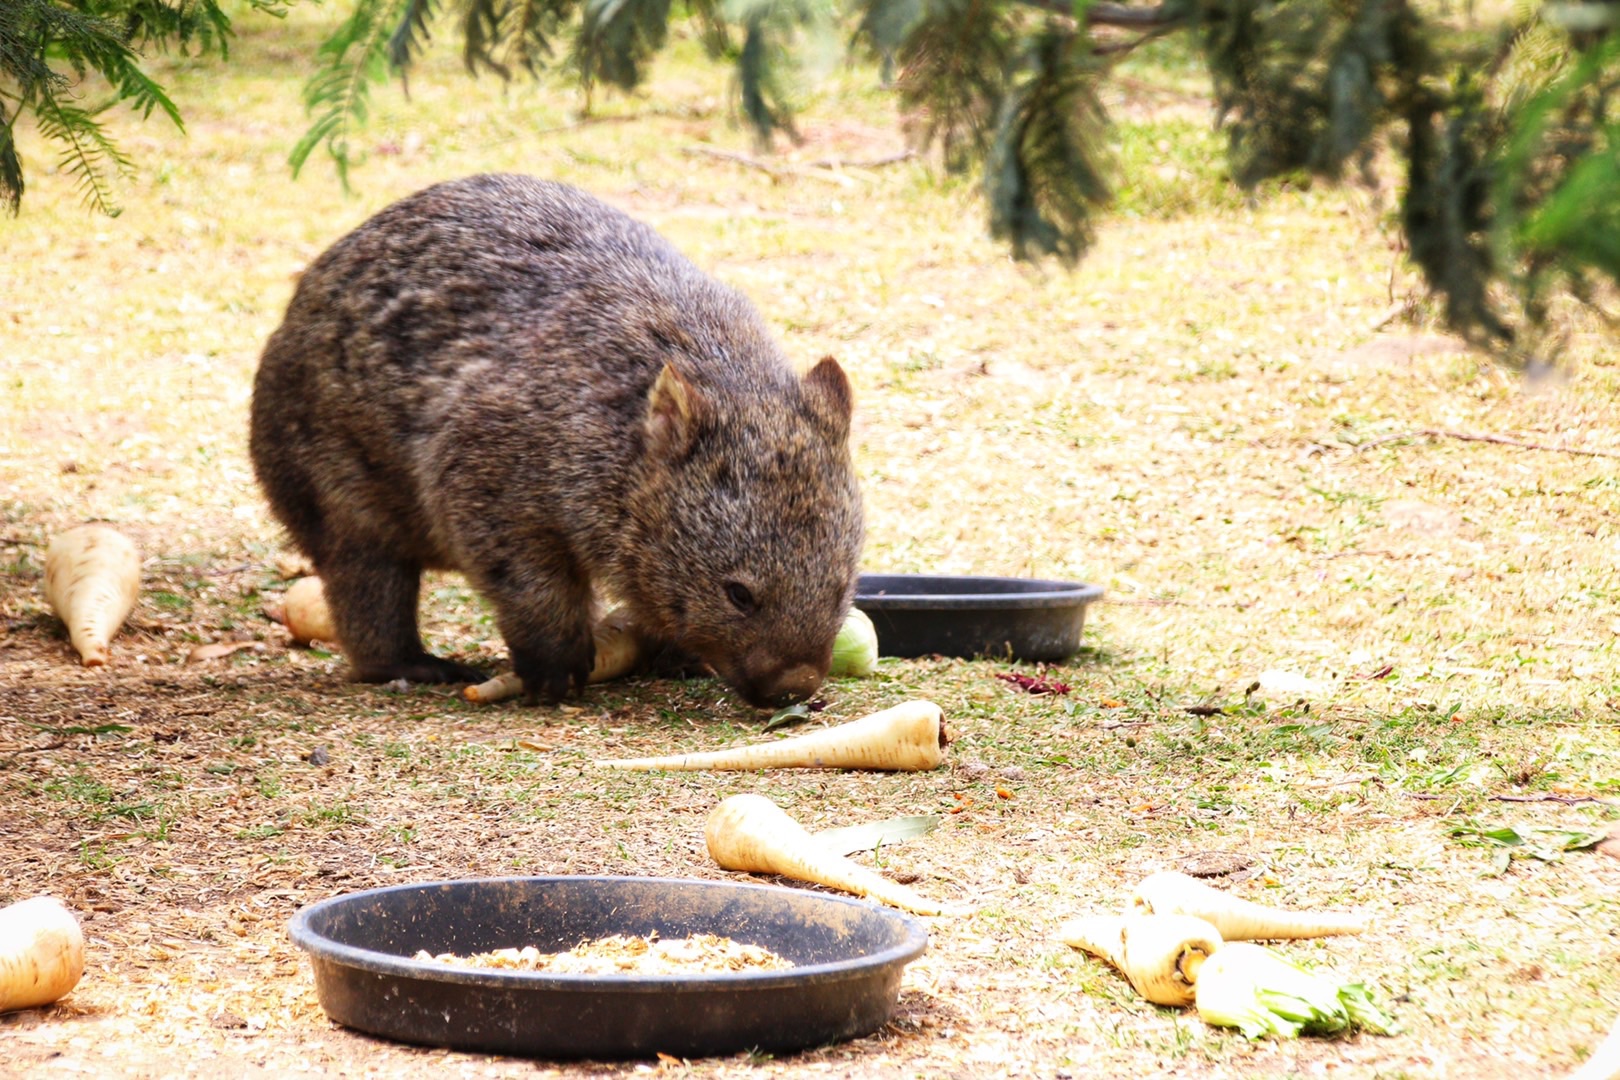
[414,932,795,975]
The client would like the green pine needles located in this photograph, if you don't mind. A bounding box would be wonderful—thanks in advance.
[3,0,1618,358]
[0,0,290,215]
[285,0,1617,355]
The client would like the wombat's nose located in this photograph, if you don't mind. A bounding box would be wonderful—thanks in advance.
[743,662,824,709]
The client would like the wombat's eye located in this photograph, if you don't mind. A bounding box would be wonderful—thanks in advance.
[724,582,756,614]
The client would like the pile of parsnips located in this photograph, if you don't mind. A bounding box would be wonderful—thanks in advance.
[1059,870,1396,1039]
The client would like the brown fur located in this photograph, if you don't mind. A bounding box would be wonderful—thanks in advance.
[249,175,863,706]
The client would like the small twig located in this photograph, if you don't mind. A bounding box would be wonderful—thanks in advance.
[1105,597,1197,607]
[1403,791,1617,807]
[1369,299,1418,332]
[1354,429,1620,459]
[0,535,40,546]
[1318,549,1403,560]
[682,147,883,186]
[1093,22,1181,56]
[804,149,915,170]
[1491,793,1616,806]
[683,147,787,179]
[2,740,70,758]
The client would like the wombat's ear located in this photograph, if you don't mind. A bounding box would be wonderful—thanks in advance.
[801,356,853,442]
[646,363,709,457]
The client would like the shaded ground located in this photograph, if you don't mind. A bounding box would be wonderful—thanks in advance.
[3,12,1619,1080]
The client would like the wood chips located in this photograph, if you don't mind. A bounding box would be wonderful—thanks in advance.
[412,933,794,975]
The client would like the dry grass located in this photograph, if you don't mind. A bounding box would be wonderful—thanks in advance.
[2,11,1618,1080]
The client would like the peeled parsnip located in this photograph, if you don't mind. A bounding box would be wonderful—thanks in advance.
[1566,1010,1620,1080]
[1131,871,1369,940]
[596,700,948,772]
[0,897,86,1013]
[705,794,942,916]
[43,524,141,666]
[281,575,337,644]
[1058,913,1223,1007]
[465,609,644,703]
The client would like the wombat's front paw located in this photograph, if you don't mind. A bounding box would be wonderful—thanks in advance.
[350,654,487,685]
[641,643,712,681]
[512,639,594,704]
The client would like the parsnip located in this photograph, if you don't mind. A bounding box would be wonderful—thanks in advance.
[0,897,86,1012]
[465,608,644,703]
[596,700,949,772]
[1566,1009,1620,1080]
[1131,871,1369,939]
[1057,913,1222,1006]
[705,794,942,916]
[43,524,141,666]
[281,575,337,644]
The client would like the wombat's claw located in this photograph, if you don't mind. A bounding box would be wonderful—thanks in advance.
[511,653,589,705]
[351,656,487,685]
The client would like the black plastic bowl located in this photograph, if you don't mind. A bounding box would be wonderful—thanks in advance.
[855,574,1103,662]
[287,876,928,1060]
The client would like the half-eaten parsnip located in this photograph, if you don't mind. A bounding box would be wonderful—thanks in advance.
[705,794,942,916]
[465,608,645,703]
[43,524,141,666]
[1131,871,1369,940]
[1058,913,1223,1006]
[1566,1009,1620,1080]
[281,575,337,644]
[0,896,86,1013]
[597,700,948,772]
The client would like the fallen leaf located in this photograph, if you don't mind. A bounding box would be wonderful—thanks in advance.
[817,814,941,856]
[995,671,1071,695]
[764,703,813,731]
[187,641,265,663]
[995,786,1013,800]
[1099,697,1125,708]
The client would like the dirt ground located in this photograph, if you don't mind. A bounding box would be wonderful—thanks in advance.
[3,10,1619,1079]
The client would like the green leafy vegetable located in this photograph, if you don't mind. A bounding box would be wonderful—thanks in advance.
[1195,942,1396,1039]
[829,607,879,677]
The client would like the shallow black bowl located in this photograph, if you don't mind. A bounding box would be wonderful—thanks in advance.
[287,876,928,1061]
[854,574,1103,663]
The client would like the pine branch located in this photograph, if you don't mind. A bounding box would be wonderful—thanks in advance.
[985,23,1110,265]
[1016,0,1189,27]
[292,0,402,185]
[1353,429,1620,459]
[461,0,511,77]
[888,0,1015,172]
[577,0,673,92]
[507,0,578,74]
[98,44,185,129]
[736,11,793,145]
[0,98,22,214]
[387,0,438,69]
[34,97,133,217]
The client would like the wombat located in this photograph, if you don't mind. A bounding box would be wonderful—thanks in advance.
[250,174,863,707]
